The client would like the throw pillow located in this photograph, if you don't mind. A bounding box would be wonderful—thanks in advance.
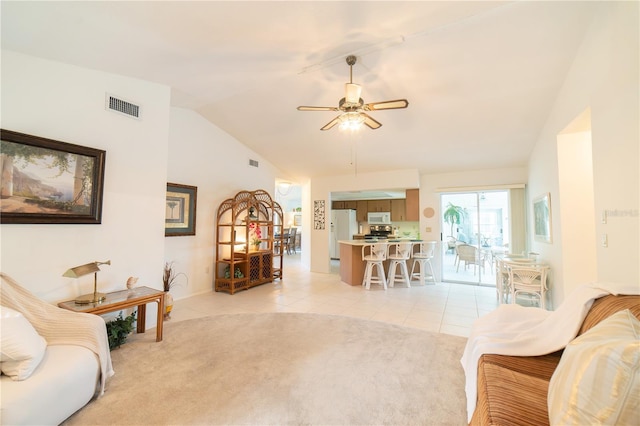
[548,309,640,425]
[0,306,47,380]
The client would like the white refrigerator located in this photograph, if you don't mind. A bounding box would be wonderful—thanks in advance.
[330,209,358,259]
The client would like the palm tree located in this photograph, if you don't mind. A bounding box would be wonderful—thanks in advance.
[443,202,467,237]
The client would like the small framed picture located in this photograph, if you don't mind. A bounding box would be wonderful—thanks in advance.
[294,214,302,226]
[533,193,552,243]
[165,183,197,236]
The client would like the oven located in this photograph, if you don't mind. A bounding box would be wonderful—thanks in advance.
[364,225,393,240]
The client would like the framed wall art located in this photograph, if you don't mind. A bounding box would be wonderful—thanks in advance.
[165,182,197,236]
[313,200,325,230]
[0,129,106,224]
[533,193,552,243]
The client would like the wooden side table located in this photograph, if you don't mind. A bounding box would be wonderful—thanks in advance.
[58,286,165,342]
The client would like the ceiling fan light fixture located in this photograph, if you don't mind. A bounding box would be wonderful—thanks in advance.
[339,112,365,130]
[298,54,408,131]
[345,83,362,104]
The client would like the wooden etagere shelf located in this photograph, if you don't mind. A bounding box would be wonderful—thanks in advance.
[215,189,285,295]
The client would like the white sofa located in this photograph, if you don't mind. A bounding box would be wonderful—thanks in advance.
[1,345,100,425]
[1,273,113,425]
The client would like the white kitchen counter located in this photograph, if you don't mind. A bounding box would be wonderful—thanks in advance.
[338,238,420,246]
[337,239,423,286]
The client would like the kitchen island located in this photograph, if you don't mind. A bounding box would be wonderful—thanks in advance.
[338,239,421,286]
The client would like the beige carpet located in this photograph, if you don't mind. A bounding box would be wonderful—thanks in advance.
[64,313,468,425]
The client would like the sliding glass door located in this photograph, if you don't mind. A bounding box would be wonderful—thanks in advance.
[441,191,510,286]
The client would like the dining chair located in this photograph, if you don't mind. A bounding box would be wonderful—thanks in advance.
[456,244,482,275]
[285,227,297,255]
[387,242,413,288]
[274,228,289,255]
[497,257,536,303]
[361,243,387,290]
[507,263,550,309]
[495,258,510,303]
[410,241,436,285]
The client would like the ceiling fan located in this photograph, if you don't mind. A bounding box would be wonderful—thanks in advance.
[297,55,409,131]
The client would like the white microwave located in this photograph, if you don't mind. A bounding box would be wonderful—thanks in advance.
[367,212,391,224]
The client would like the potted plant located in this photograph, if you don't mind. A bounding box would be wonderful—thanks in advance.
[443,202,467,240]
[248,222,262,251]
[162,261,188,320]
[106,311,137,350]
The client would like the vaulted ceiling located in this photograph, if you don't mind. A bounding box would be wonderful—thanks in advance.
[1,1,598,182]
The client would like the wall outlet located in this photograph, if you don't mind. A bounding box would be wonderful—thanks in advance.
[602,234,608,247]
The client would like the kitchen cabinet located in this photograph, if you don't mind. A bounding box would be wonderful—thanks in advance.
[367,199,391,212]
[344,201,357,209]
[332,200,357,210]
[356,200,368,222]
[391,199,406,221]
[405,189,419,221]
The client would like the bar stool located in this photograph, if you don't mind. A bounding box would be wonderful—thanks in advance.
[361,243,387,290]
[410,241,436,285]
[387,242,413,288]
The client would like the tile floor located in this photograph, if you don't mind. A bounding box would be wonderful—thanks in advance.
[171,253,501,338]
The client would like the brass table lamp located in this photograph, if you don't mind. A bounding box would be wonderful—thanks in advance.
[63,260,111,304]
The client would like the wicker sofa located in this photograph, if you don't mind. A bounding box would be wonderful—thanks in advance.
[470,294,640,426]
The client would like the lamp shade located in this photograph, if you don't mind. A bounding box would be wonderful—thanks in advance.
[63,262,100,278]
[345,83,362,104]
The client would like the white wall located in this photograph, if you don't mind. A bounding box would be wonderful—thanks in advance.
[309,169,420,273]
[528,1,639,307]
[0,51,282,329]
[0,51,171,320]
[164,107,281,300]
[557,130,597,288]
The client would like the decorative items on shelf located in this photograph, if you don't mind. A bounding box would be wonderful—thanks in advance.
[126,276,138,289]
[249,222,262,251]
[224,265,244,279]
[162,261,188,320]
[215,189,285,294]
[248,206,258,220]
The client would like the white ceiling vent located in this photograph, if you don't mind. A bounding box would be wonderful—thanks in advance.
[249,159,259,168]
[105,93,140,119]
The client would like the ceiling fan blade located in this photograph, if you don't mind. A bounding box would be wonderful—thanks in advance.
[320,115,341,131]
[363,99,409,111]
[297,106,339,112]
[362,113,382,129]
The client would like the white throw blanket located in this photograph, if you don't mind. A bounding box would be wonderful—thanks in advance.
[461,282,640,422]
[0,272,114,395]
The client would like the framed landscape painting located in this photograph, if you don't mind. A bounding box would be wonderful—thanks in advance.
[165,182,197,236]
[533,193,552,243]
[0,129,106,224]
